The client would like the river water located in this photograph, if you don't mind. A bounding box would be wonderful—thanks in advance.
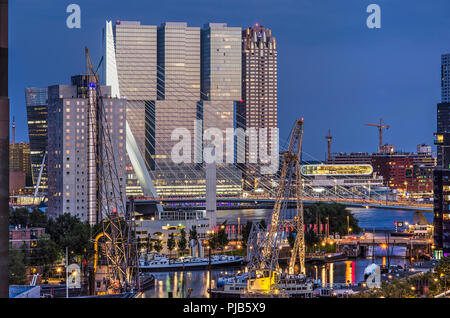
[144,207,434,298]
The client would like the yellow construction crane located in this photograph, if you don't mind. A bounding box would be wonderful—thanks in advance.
[246,119,306,295]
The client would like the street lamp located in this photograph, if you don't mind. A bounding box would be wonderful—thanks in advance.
[207,230,213,296]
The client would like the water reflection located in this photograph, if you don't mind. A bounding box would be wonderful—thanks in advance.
[145,257,408,298]
[145,269,233,298]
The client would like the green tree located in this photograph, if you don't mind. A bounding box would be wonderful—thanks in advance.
[189,226,198,243]
[304,203,361,236]
[167,233,176,258]
[215,225,229,250]
[46,213,92,260]
[146,234,153,253]
[10,208,30,227]
[9,248,27,285]
[177,229,187,256]
[241,221,253,248]
[29,209,47,228]
[30,234,59,267]
[304,229,321,252]
[153,239,163,253]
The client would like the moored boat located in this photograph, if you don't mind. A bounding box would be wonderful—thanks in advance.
[139,254,245,271]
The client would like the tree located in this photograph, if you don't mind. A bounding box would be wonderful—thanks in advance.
[46,213,92,260]
[30,234,59,267]
[153,240,163,254]
[215,225,229,250]
[146,234,153,253]
[167,233,176,258]
[177,229,187,256]
[9,208,30,227]
[241,221,253,248]
[9,248,27,285]
[304,203,361,236]
[189,226,198,243]
[304,229,321,252]
[29,209,47,228]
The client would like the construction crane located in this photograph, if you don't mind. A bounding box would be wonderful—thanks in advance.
[85,47,139,294]
[246,118,306,295]
[325,129,332,160]
[365,118,390,153]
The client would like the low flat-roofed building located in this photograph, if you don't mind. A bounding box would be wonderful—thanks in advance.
[9,226,45,249]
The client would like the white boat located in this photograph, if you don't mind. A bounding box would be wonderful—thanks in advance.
[211,272,314,298]
[139,254,245,271]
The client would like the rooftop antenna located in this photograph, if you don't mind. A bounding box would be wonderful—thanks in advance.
[12,116,15,144]
[325,129,332,160]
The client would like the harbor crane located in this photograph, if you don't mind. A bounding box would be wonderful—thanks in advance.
[246,118,306,295]
[365,118,390,153]
[325,129,332,160]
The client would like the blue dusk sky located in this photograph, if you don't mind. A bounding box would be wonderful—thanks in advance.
[8,0,450,160]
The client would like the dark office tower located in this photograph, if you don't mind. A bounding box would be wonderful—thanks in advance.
[239,24,278,189]
[433,53,450,259]
[432,169,450,258]
[0,0,8,298]
[436,103,450,167]
[25,87,48,192]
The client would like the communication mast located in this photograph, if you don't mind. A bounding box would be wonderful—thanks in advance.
[246,118,306,295]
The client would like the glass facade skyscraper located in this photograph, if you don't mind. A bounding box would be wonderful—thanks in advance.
[104,20,242,197]
[25,87,48,192]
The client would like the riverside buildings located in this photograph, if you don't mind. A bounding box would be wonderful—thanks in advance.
[327,147,435,197]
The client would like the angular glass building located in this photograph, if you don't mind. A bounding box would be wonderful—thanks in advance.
[25,87,48,193]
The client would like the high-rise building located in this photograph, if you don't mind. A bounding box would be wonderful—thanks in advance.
[442,54,450,103]
[9,142,32,187]
[25,87,48,192]
[433,53,450,259]
[47,76,127,222]
[105,21,242,198]
[151,22,200,166]
[200,23,241,161]
[432,169,450,258]
[238,24,278,188]
[104,21,157,196]
[437,102,450,167]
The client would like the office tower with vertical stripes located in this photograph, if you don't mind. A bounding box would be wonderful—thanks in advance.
[238,24,278,189]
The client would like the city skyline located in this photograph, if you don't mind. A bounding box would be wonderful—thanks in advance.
[9,0,450,160]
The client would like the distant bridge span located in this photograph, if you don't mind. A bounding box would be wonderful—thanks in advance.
[131,196,433,213]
